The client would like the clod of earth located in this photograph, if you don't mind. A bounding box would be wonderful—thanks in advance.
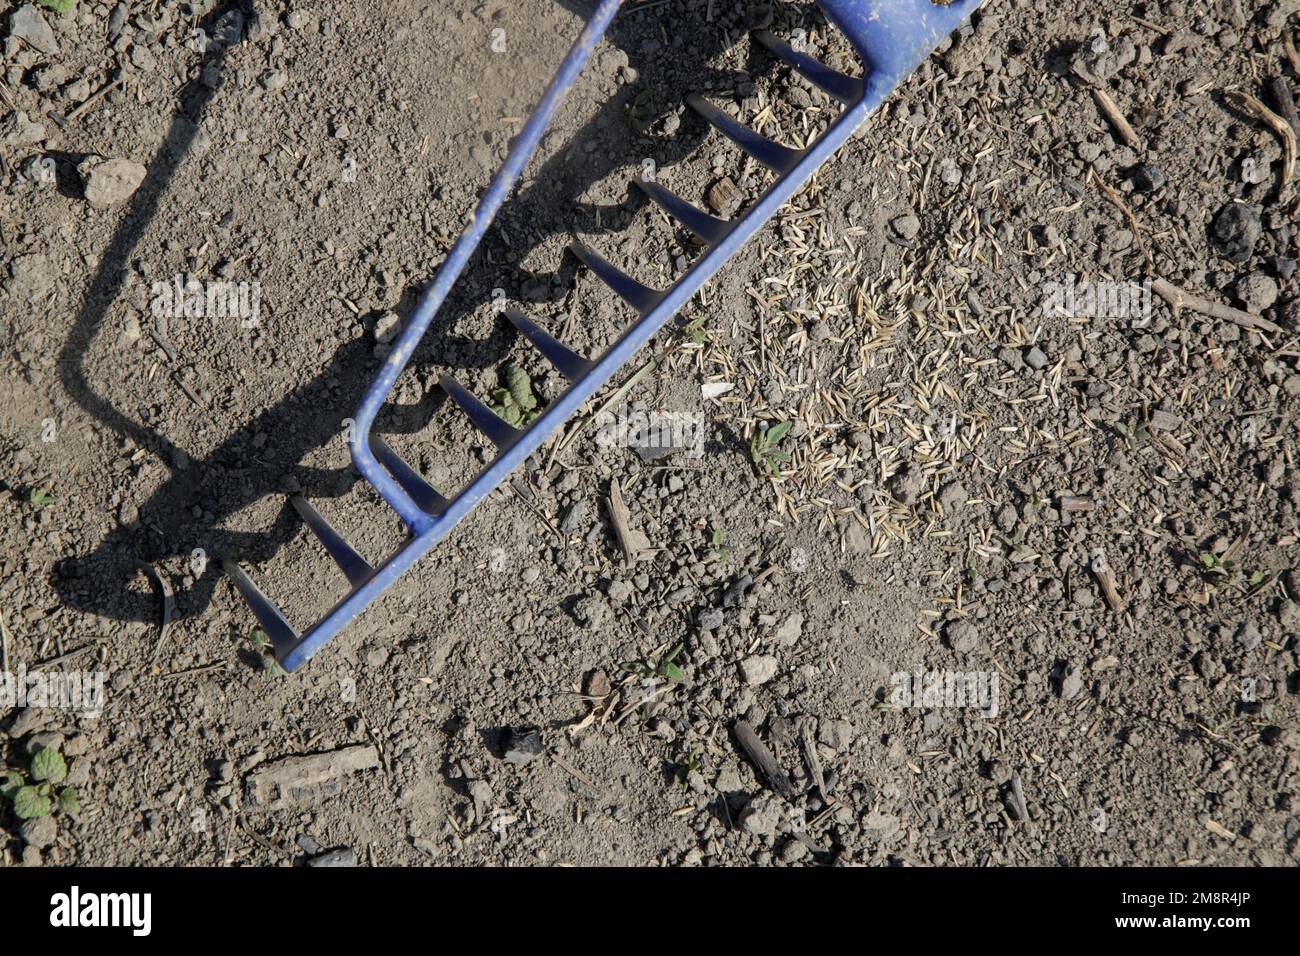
[8,4,60,55]
[78,157,147,208]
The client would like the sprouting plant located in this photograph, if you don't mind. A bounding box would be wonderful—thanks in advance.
[28,487,56,508]
[250,629,287,677]
[490,365,541,427]
[710,527,731,562]
[2,748,79,820]
[750,420,793,477]
[620,642,686,684]
[627,87,657,131]
[683,316,710,345]
[1115,421,1150,452]
[38,0,76,14]
[1197,552,1267,593]
[673,750,701,787]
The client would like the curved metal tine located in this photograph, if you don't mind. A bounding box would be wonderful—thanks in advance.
[753,30,864,103]
[568,241,664,315]
[633,177,732,246]
[289,496,375,588]
[505,309,594,382]
[221,560,300,657]
[440,375,522,449]
[685,93,805,174]
[370,437,448,515]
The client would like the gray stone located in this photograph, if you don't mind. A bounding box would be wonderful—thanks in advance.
[1237,273,1279,314]
[1060,666,1085,701]
[373,311,400,343]
[305,847,357,867]
[773,613,803,647]
[1,110,46,147]
[1024,345,1049,370]
[946,619,979,654]
[19,815,57,849]
[739,792,785,837]
[502,727,543,765]
[9,4,59,55]
[739,654,778,686]
[79,157,147,208]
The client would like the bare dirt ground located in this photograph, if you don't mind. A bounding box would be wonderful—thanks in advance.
[1,0,1299,867]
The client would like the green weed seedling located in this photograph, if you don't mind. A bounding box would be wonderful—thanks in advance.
[28,487,56,508]
[3,748,79,820]
[490,365,541,427]
[750,420,793,476]
[250,629,288,677]
[621,642,686,684]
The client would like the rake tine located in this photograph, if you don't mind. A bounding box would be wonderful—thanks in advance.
[568,240,664,314]
[633,177,732,245]
[439,375,523,449]
[289,496,374,587]
[221,560,300,658]
[685,93,805,173]
[505,309,594,382]
[228,0,986,673]
[754,30,864,103]
[370,437,449,515]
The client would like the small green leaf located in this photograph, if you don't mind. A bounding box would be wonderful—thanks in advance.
[1199,553,1216,569]
[13,786,52,820]
[38,0,76,14]
[505,365,537,411]
[765,421,793,445]
[29,488,56,508]
[31,747,67,785]
[661,661,685,683]
[57,787,80,816]
[2,771,24,800]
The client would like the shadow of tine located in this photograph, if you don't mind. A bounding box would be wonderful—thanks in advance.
[52,0,807,632]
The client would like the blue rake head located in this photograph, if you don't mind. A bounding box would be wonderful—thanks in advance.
[223,0,984,672]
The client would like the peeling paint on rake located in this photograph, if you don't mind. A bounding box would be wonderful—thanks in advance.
[223,0,986,672]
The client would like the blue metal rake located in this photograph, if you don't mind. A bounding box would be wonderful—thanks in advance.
[223,0,985,672]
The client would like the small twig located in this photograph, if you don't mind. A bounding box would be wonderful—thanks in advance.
[64,70,124,125]
[733,719,798,801]
[1009,774,1030,822]
[799,719,826,797]
[550,750,601,793]
[161,661,227,679]
[1150,277,1283,335]
[1058,495,1095,513]
[1088,166,1152,270]
[606,479,646,564]
[1091,87,1143,150]
[1267,75,1300,140]
[35,644,93,669]
[1093,562,1125,614]
[135,560,175,660]
[1285,30,1300,78]
[0,605,11,674]
[148,327,177,362]
[1224,89,1296,197]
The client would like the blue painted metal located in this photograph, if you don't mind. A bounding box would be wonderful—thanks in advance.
[225,0,984,671]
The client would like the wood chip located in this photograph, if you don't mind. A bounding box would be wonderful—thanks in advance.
[1150,278,1283,335]
[1091,87,1143,149]
[607,479,649,564]
[1224,89,1296,197]
[733,719,798,800]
